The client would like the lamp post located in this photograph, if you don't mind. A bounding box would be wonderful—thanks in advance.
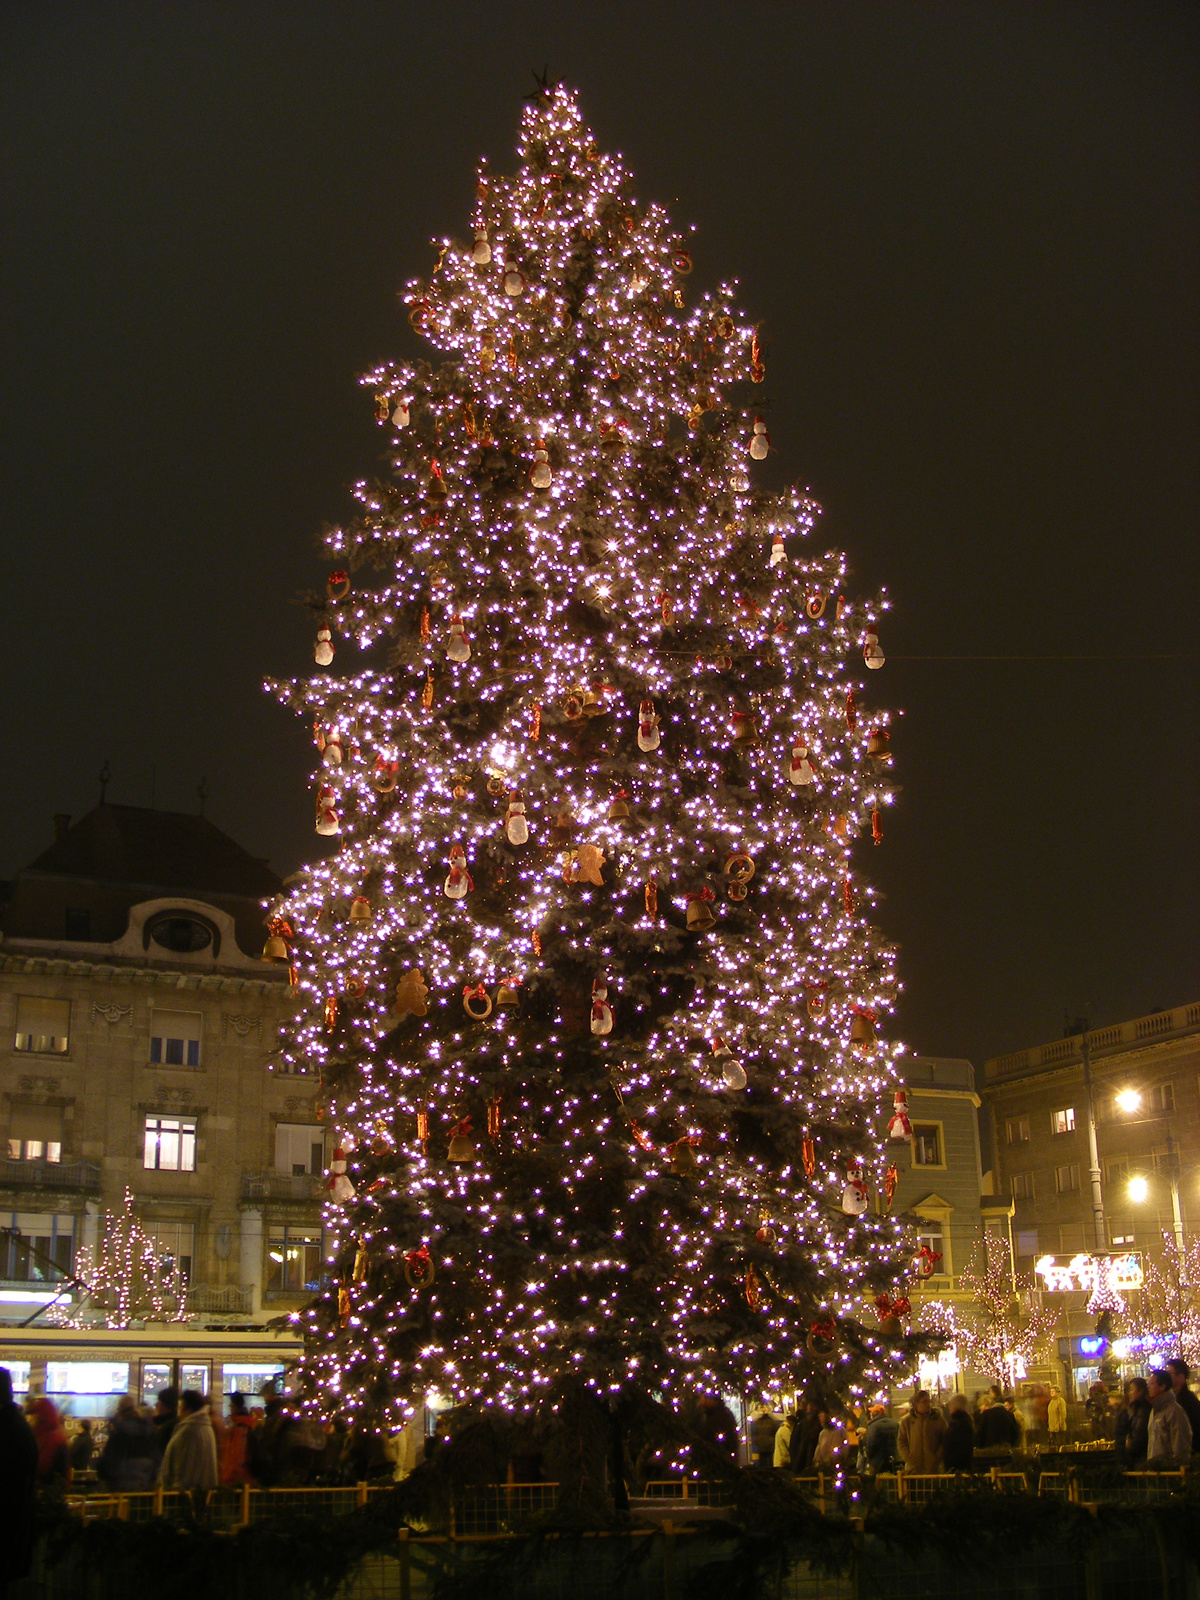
[1080,1027,1107,1253]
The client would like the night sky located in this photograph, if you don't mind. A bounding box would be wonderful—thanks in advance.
[3,2,1196,1066]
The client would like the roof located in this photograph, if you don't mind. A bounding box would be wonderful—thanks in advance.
[20,804,281,902]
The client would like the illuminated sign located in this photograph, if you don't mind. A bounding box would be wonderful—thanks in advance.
[1078,1336,1107,1356]
[1034,1253,1143,1293]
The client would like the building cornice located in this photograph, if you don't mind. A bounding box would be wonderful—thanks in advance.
[0,952,287,996]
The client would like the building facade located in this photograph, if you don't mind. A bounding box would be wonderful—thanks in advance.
[0,804,315,1407]
[982,1002,1200,1395]
[887,1055,1013,1397]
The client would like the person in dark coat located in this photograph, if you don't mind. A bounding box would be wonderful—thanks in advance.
[151,1385,179,1459]
[69,1418,95,1476]
[860,1405,900,1473]
[943,1394,975,1471]
[0,1368,38,1587]
[98,1395,159,1491]
[694,1394,739,1462]
[1114,1377,1151,1469]
[976,1394,1021,1449]
[790,1401,822,1473]
[1165,1361,1200,1453]
[748,1404,780,1465]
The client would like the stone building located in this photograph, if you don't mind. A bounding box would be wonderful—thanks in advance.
[0,804,315,1405]
[981,1002,1200,1395]
[886,1055,1013,1396]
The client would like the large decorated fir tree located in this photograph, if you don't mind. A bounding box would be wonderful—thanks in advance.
[268,84,912,1476]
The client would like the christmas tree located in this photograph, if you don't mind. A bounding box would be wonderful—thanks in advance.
[51,1188,188,1329]
[269,84,910,1483]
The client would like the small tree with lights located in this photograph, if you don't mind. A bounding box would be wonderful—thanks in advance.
[268,84,911,1496]
[1119,1233,1200,1368]
[52,1188,188,1329]
[918,1233,1057,1389]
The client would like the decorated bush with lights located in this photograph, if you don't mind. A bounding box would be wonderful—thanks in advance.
[268,86,911,1458]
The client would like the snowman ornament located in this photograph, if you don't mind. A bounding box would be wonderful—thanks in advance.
[314,626,334,666]
[327,1148,356,1204]
[887,1090,912,1142]
[504,797,529,846]
[841,1167,870,1217]
[789,742,817,786]
[769,531,787,568]
[637,698,661,752]
[443,844,474,900]
[863,624,885,670]
[530,442,552,489]
[392,397,411,428]
[711,1037,747,1090]
[749,417,770,460]
[315,786,340,836]
[446,616,471,663]
[471,227,492,265]
[590,977,614,1036]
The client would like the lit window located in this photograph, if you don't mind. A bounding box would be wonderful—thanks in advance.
[914,1220,945,1272]
[1154,1083,1175,1113]
[14,996,70,1055]
[1011,1172,1035,1200]
[1110,1225,1135,1247]
[1006,1116,1030,1145]
[1055,1163,1080,1193]
[144,1220,194,1282]
[274,1124,325,1177]
[149,1011,202,1068]
[143,1116,197,1172]
[7,1106,64,1162]
[912,1125,942,1166]
[266,1227,323,1293]
[1051,1108,1076,1135]
[0,1213,74,1281]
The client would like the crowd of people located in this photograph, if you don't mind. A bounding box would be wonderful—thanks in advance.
[744,1359,1200,1475]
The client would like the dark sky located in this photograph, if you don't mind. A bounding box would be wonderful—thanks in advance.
[2,2,1196,1065]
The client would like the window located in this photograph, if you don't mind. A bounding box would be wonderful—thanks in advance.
[274,1124,325,1177]
[1104,1155,1129,1185]
[1152,1083,1175,1113]
[1055,1163,1080,1193]
[912,1124,942,1166]
[1110,1223,1136,1248]
[147,915,212,954]
[1059,1223,1086,1253]
[6,1105,63,1164]
[266,1227,323,1293]
[143,1220,194,1283]
[149,1010,202,1068]
[13,996,70,1055]
[1011,1172,1036,1200]
[913,1220,945,1276]
[0,1213,74,1281]
[143,1116,197,1172]
[64,908,91,940]
[1017,1228,1039,1257]
[1152,1145,1178,1175]
[1006,1116,1030,1144]
[1051,1107,1076,1135]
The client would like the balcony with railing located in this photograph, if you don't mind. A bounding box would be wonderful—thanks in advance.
[240,1171,324,1203]
[0,1158,102,1194]
[985,1002,1200,1083]
[186,1282,253,1316]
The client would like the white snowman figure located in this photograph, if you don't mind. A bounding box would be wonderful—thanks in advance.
[769,531,787,568]
[315,786,339,836]
[504,797,529,846]
[503,257,525,296]
[471,227,492,265]
[638,698,661,752]
[321,728,344,768]
[326,1148,356,1203]
[887,1090,912,1142]
[749,417,770,460]
[841,1169,870,1217]
[446,616,471,663]
[789,742,816,786]
[392,397,410,428]
[443,844,473,900]
[863,624,885,669]
[590,977,614,1036]
[314,625,334,666]
[530,443,552,489]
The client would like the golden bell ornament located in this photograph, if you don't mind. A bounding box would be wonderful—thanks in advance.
[607,791,631,822]
[670,1141,698,1177]
[448,1122,476,1162]
[349,895,372,924]
[867,729,891,762]
[261,932,289,962]
[494,979,520,1008]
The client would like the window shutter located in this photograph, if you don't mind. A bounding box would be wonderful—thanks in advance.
[14,997,71,1053]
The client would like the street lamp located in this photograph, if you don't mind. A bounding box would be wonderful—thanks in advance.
[1118,1089,1187,1255]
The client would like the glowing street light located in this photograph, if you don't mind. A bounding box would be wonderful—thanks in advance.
[1115,1089,1142,1114]
[1127,1175,1150,1204]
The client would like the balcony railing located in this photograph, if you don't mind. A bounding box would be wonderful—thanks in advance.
[186,1283,253,1315]
[240,1171,324,1203]
[0,1159,102,1193]
[985,1002,1200,1082]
